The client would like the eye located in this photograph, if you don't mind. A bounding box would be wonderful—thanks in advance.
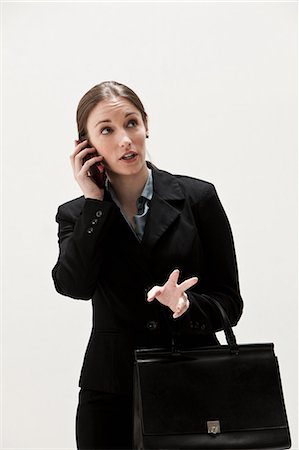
[127,119,138,128]
[101,127,112,135]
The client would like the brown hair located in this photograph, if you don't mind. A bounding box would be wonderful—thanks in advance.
[76,81,148,141]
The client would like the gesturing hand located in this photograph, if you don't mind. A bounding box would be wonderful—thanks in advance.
[147,269,198,319]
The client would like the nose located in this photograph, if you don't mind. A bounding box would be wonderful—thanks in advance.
[119,133,132,148]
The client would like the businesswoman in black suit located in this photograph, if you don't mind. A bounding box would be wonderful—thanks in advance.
[52,81,243,449]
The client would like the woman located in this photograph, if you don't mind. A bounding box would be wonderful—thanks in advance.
[52,80,243,449]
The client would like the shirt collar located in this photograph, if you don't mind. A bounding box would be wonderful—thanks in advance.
[105,166,153,206]
[140,167,153,201]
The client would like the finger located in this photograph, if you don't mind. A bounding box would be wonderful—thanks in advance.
[70,140,89,170]
[173,303,187,319]
[77,158,104,181]
[73,146,97,163]
[173,297,189,319]
[178,276,198,292]
[167,268,180,286]
[78,158,103,181]
[72,139,89,157]
[74,148,101,175]
[81,155,103,171]
[147,286,162,302]
[70,140,93,165]
[176,297,186,312]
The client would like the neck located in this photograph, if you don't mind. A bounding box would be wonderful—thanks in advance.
[108,164,149,208]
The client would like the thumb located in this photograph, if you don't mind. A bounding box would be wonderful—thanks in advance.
[147,286,162,302]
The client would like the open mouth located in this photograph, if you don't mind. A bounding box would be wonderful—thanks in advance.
[121,152,138,161]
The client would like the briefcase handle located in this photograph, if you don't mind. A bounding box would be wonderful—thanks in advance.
[206,298,239,354]
[167,297,240,355]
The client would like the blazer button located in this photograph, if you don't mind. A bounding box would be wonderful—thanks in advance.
[147,320,158,331]
[96,210,103,218]
[87,227,94,234]
[91,218,98,225]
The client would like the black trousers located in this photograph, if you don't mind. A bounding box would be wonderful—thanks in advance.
[76,388,133,450]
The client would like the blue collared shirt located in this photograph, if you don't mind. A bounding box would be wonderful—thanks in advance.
[105,167,153,241]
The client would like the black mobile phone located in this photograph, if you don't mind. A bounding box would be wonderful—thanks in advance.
[80,138,106,189]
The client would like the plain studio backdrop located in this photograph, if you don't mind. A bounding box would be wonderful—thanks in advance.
[2,1,298,449]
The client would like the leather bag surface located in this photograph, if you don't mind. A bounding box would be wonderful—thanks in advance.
[133,302,291,449]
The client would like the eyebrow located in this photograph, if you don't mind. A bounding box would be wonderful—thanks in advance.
[94,112,137,128]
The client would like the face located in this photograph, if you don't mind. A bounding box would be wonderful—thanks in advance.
[86,97,148,178]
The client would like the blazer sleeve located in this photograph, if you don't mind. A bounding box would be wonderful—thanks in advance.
[179,184,243,333]
[52,197,116,300]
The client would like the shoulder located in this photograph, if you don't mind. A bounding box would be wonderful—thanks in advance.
[166,171,228,222]
[174,174,219,209]
[175,173,215,197]
[151,163,217,205]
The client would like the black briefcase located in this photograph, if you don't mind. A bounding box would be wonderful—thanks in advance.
[133,302,291,449]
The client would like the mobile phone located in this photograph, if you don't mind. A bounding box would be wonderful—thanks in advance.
[80,138,106,189]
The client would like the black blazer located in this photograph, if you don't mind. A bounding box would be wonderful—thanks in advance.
[52,162,243,394]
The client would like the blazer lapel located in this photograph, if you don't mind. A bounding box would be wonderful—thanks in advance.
[142,163,185,250]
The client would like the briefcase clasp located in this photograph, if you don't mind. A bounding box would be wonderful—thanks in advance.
[207,420,221,435]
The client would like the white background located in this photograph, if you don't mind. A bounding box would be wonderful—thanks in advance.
[2,1,298,449]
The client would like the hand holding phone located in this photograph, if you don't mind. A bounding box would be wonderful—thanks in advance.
[81,144,106,189]
[70,139,106,200]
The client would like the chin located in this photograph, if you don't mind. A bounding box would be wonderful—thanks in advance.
[122,165,146,176]
[122,157,146,172]
[108,161,146,178]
